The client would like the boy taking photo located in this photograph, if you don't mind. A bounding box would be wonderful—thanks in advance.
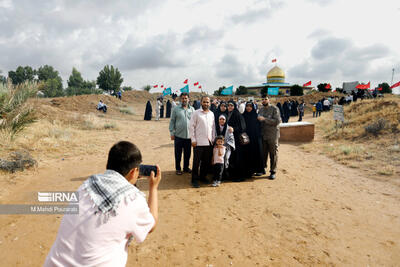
[44,141,161,267]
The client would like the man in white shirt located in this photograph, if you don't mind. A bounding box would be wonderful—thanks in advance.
[44,141,161,267]
[189,96,216,188]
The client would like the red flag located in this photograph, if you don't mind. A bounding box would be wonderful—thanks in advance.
[377,87,382,91]
[198,85,202,89]
[390,81,400,89]
[366,81,370,89]
[161,85,164,88]
[272,59,277,63]
[356,82,370,89]
[303,81,311,87]
[325,83,331,89]
[194,82,199,86]
[153,85,158,88]
[183,79,188,84]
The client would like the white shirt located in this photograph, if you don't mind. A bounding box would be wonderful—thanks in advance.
[190,109,216,146]
[238,103,246,114]
[323,99,330,106]
[44,185,154,267]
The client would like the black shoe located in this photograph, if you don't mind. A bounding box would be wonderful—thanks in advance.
[191,181,200,188]
[268,174,276,180]
[233,177,245,182]
[183,168,192,174]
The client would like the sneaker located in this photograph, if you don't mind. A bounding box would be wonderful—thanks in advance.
[183,168,192,174]
[211,180,219,187]
[217,181,222,186]
[176,170,183,175]
[268,174,276,180]
[191,181,200,188]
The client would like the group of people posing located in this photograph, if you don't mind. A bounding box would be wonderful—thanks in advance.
[169,93,281,188]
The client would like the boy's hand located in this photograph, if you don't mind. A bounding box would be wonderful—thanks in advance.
[192,142,197,147]
[149,165,161,189]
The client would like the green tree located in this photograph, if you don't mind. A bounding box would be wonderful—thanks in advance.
[96,65,123,94]
[142,85,151,92]
[36,65,64,97]
[260,86,268,97]
[317,83,330,92]
[378,82,391,94]
[213,86,225,96]
[67,67,84,88]
[235,85,247,95]
[290,84,303,96]
[8,66,35,85]
[39,78,64,97]
[122,86,133,91]
[0,70,6,84]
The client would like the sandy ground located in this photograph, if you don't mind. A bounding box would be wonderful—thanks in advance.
[0,109,399,266]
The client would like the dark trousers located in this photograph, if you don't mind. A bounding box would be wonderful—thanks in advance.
[174,137,191,171]
[262,138,278,174]
[298,112,303,121]
[192,145,213,183]
[213,163,224,181]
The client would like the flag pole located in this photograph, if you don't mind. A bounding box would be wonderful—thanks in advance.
[392,68,395,86]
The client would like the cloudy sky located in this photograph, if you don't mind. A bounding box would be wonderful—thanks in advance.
[1,0,399,93]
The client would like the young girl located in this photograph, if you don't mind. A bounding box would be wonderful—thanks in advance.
[212,135,226,187]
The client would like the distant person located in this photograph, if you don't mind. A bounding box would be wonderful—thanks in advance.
[210,99,218,113]
[171,96,178,110]
[323,98,330,111]
[144,100,152,120]
[282,99,290,123]
[97,100,107,113]
[117,91,122,100]
[312,104,317,117]
[160,99,164,118]
[257,96,281,180]
[316,101,323,117]
[189,96,216,188]
[193,99,201,110]
[169,93,194,175]
[297,101,305,121]
[166,100,172,118]
[276,101,284,122]
[44,141,161,267]
[156,98,162,121]
[211,135,226,187]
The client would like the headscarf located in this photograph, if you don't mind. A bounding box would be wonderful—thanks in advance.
[242,102,260,138]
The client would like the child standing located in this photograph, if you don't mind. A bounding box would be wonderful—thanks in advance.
[212,135,226,187]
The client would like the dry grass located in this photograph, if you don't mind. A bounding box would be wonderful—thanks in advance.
[301,96,400,178]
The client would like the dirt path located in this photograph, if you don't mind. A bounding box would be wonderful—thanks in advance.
[0,113,399,266]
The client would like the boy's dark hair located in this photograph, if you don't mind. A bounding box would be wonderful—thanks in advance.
[180,92,189,98]
[215,135,225,143]
[106,141,142,176]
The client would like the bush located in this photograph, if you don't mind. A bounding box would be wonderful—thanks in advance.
[119,107,134,115]
[0,81,38,139]
[365,118,387,136]
[65,86,103,96]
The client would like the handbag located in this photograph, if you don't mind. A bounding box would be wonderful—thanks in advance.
[239,132,250,145]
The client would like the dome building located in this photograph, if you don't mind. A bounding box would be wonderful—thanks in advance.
[244,65,312,96]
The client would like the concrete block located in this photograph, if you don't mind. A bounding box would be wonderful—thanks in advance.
[279,122,314,142]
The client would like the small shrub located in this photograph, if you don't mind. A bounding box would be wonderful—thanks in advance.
[104,122,117,129]
[119,107,134,115]
[365,118,388,136]
[0,150,37,172]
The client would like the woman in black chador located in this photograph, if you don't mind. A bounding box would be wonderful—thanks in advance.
[226,100,246,181]
[160,100,164,118]
[213,101,228,125]
[166,100,172,118]
[242,102,265,178]
[144,100,152,120]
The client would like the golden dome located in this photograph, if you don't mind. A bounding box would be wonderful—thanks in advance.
[267,66,285,83]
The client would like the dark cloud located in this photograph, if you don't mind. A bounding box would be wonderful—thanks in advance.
[288,36,392,83]
[183,26,224,46]
[112,34,186,70]
[216,54,259,84]
[231,0,284,24]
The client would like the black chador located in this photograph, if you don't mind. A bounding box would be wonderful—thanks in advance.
[144,100,152,120]
[166,100,172,118]
[160,101,164,118]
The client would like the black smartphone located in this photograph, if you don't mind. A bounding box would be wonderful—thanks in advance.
[139,164,157,177]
